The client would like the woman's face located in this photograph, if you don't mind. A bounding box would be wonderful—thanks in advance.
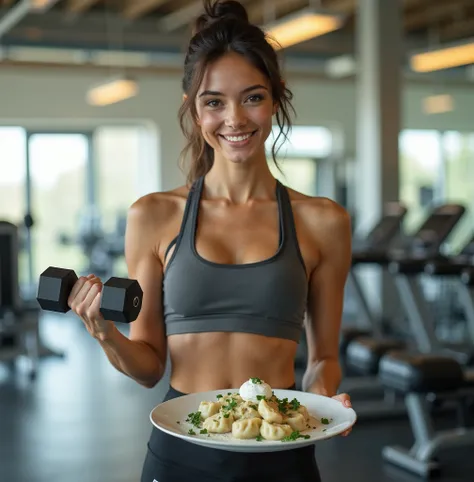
[195,51,277,166]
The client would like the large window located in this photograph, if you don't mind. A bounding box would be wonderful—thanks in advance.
[266,125,335,197]
[0,125,153,297]
[29,133,90,281]
[399,129,474,252]
[444,131,474,251]
[399,130,443,232]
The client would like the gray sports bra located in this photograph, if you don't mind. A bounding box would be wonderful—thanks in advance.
[162,176,308,343]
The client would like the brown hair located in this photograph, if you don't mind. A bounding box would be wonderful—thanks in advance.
[178,0,295,185]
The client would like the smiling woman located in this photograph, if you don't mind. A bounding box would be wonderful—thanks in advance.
[62,1,353,481]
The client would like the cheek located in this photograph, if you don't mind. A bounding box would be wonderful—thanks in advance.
[199,111,222,135]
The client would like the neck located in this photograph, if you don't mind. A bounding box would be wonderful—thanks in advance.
[204,155,277,204]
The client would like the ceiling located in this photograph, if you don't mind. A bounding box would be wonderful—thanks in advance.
[0,0,473,80]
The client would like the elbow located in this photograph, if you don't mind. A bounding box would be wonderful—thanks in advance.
[137,365,165,389]
[138,374,162,389]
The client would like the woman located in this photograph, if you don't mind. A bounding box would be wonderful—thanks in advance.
[67,1,353,480]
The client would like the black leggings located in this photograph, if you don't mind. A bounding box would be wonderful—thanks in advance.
[141,386,322,482]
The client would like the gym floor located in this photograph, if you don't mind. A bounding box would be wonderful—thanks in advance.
[1,314,473,482]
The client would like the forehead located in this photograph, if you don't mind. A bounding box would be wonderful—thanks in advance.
[198,52,270,93]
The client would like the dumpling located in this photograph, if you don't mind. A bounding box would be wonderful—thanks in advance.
[203,412,234,434]
[258,399,283,424]
[283,412,306,432]
[296,405,310,422]
[198,401,221,420]
[260,420,293,441]
[233,401,260,420]
[232,417,262,439]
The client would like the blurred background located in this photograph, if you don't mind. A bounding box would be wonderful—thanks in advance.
[1,1,474,481]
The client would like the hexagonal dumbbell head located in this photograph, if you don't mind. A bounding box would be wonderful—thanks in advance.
[37,267,78,313]
[99,277,143,323]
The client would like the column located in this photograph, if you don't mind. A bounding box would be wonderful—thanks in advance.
[355,0,403,320]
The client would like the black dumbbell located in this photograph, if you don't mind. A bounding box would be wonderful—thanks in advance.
[36,266,143,323]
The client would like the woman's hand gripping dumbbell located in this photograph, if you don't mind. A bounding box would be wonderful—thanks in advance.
[37,266,143,339]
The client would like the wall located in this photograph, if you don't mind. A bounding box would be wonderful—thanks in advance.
[1,66,474,193]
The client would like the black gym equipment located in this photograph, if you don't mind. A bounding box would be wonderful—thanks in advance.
[350,205,474,478]
[385,207,474,364]
[341,201,408,358]
[37,266,143,323]
[0,220,41,379]
[342,204,468,420]
[423,234,474,344]
[379,350,474,477]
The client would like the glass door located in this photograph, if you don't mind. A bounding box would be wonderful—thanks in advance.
[26,132,92,292]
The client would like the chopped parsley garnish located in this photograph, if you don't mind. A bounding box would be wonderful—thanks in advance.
[256,395,266,401]
[200,429,208,434]
[186,411,202,427]
[222,399,238,411]
[216,394,223,399]
[250,377,262,384]
[223,413,230,418]
[227,392,232,395]
[281,431,310,442]
[188,429,196,435]
[290,398,301,411]
[277,397,289,414]
[321,418,332,425]
[255,435,264,442]
[250,404,258,410]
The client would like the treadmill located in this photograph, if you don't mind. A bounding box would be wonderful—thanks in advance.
[424,234,474,344]
[341,204,467,420]
[340,202,407,358]
[386,205,474,364]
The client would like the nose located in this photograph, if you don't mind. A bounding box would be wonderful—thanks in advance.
[225,103,247,130]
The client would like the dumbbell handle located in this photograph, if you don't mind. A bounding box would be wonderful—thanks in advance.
[37,267,143,323]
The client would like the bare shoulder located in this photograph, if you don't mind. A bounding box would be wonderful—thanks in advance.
[128,185,190,227]
[286,187,351,238]
[126,184,190,254]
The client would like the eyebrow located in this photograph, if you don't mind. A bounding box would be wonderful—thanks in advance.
[198,84,268,97]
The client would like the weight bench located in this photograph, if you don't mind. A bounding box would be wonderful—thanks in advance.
[378,351,474,478]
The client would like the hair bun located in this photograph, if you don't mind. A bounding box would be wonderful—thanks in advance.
[193,0,249,35]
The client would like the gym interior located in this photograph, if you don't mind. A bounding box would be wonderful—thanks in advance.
[2,1,474,481]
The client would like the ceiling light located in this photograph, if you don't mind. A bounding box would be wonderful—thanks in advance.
[86,77,139,106]
[422,94,454,114]
[265,8,344,50]
[411,40,474,73]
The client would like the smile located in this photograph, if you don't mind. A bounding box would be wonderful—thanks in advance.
[221,131,257,143]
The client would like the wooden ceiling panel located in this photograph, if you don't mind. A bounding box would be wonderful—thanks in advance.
[121,0,168,20]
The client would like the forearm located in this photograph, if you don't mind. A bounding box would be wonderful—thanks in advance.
[302,358,342,397]
[97,324,165,388]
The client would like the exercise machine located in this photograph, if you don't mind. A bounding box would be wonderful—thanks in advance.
[379,349,474,477]
[340,202,408,357]
[342,204,467,419]
[0,220,40,379]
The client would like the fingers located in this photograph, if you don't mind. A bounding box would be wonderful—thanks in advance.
[333,393,352,408]
[81,282,103,319]
[341,428,352,437]
[86,290,103,320]
[68,275,102,312]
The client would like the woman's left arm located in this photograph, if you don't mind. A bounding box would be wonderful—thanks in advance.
[301,200,352,403]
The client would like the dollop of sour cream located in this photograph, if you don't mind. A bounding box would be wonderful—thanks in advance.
[239,377,273,403]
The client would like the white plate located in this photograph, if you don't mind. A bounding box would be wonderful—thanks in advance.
[150,389,357,453]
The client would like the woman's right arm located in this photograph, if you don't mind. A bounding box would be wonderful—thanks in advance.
[70,196,168,388]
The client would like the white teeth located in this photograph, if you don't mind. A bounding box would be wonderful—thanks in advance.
[224,133,252,142]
